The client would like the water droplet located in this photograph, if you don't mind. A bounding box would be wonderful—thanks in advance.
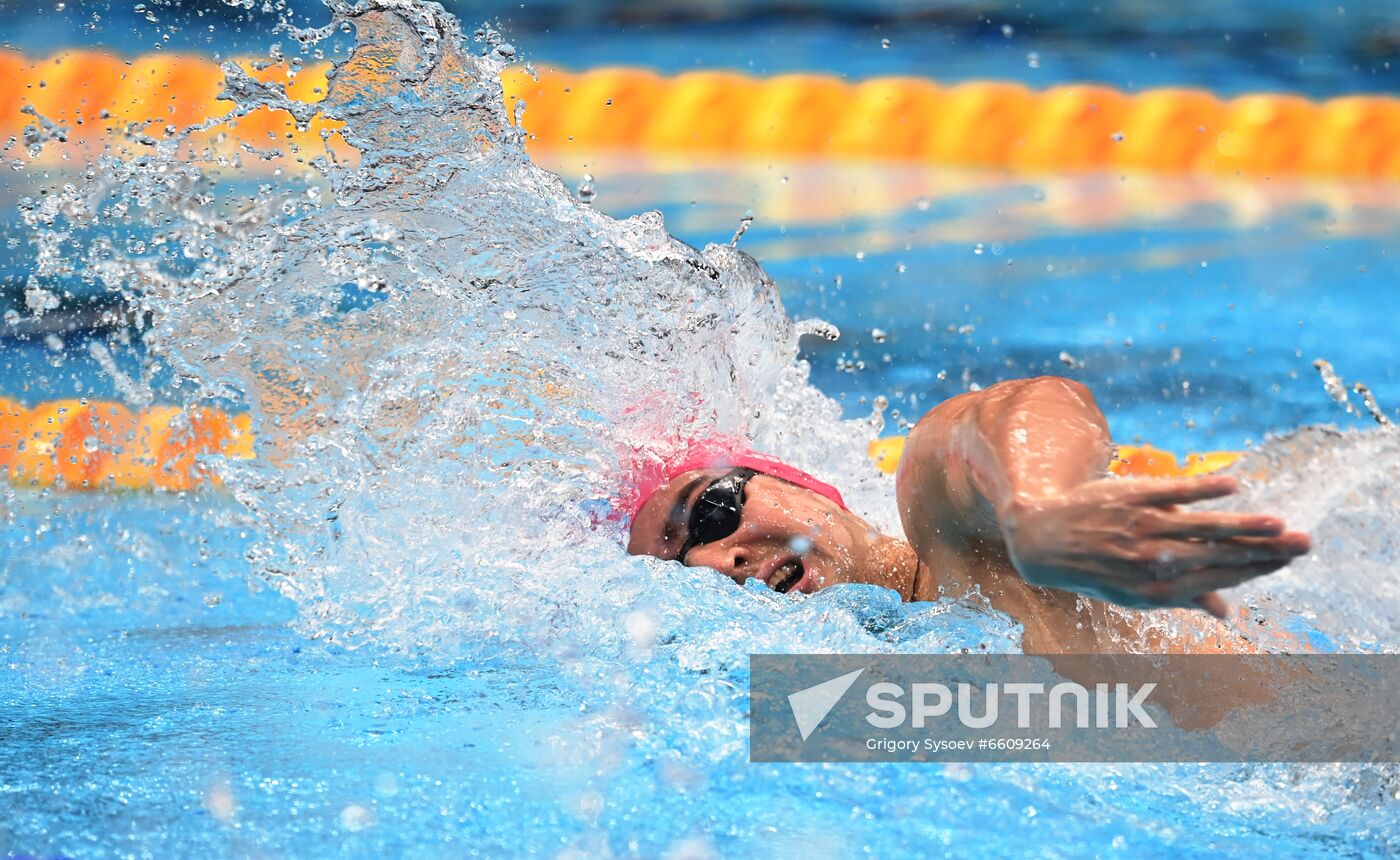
[340,803,375,832]
[1027,52,1041,69]
[374,773,399,798]
[578,791,605,821]
[796,319,841,341]
[1001,24,1014,37]
[788,536,813,554]
[1111,131,1124,142]
[624,611,657,649]
[973,243,984,255]
[871,328,888,343]
[576,174,595,205]
[880,38,891,49]
[203,778,236,822]
[730,210,754,247]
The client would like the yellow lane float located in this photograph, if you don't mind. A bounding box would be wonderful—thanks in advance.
[4,50,1398,179]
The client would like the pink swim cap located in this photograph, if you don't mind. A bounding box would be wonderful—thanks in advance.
[618,443,846,522]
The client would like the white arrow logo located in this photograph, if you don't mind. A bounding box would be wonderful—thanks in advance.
[787,667,866,741]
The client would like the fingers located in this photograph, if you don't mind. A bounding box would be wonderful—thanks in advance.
[1140,530,1311,578]
[1130,561,1291,611]
[1149,511,1285,540]
[1177,560,1294,592]
[1126,475,1239,507]
[1226,531,1312,556]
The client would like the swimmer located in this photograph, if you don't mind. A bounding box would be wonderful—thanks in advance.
[627,376,1312,653]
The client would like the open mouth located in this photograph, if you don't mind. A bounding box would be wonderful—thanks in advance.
[771,559,805,594]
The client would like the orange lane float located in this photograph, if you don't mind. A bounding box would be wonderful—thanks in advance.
[867,436,1241,478]
[0,395,1239,493]
[4,50,1398,179]
[0,398,254,491]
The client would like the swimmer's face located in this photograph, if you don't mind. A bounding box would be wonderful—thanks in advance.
[627,468,883,594]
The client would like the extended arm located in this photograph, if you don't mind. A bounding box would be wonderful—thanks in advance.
[895,377,1310,616]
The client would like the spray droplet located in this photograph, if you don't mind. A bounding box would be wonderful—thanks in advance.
[730,210,754,247]
[340,803,375,832]
[1313,359,1355,414]
[796,319,841,342]
[1352,382,1392,426]
[576,174,595,205]
[881,38,891,49]
[624,611,658,650]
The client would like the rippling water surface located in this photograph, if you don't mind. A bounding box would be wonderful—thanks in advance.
[1,1,1397,856]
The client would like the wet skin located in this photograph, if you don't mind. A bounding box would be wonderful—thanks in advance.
[628,377,1313,653]
[626,469,917,597]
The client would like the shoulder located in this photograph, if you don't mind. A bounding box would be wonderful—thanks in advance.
[893,377,1095,555]
[892,387,987,556]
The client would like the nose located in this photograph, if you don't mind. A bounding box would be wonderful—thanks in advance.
[685,540,752,583]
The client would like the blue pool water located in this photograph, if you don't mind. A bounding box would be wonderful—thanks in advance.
[2,2,1398,858]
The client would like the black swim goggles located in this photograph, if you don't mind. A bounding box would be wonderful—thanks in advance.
[676,467,758,562]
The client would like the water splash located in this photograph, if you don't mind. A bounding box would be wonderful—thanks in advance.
[10,1,1399,851]
[18,0,904,661]
[17,0,1397,665]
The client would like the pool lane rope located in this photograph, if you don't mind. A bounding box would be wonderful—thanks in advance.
[4,50,1399,179]
[0,397,252,492]
[869,436,1240,479]
[0,396,1235,493]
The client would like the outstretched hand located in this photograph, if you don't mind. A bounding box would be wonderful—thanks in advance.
[998,474,1311,618]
